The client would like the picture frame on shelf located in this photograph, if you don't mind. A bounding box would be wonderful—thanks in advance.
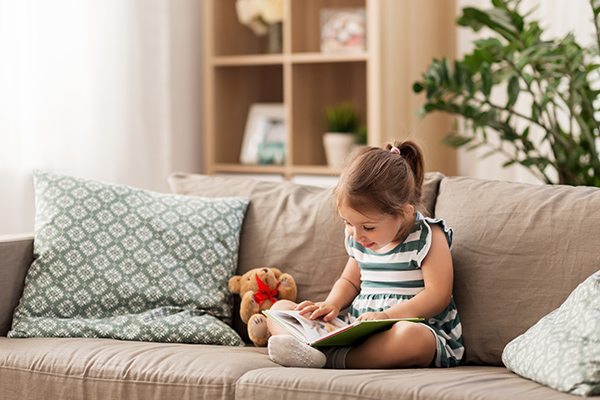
[240,103,287,165]
[320,8,366,53]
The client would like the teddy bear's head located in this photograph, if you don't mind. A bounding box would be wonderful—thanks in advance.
[229,267,282,299]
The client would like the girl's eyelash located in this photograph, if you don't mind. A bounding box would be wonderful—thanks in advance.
[343,220,374,231]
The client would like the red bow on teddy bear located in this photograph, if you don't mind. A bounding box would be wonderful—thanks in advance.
[253,273,280,305]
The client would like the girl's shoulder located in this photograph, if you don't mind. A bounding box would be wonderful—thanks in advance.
[417,212,453,249]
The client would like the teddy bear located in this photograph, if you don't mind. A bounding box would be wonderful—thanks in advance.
[229,267,297,346]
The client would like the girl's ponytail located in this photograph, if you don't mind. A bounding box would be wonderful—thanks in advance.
[384,140,425,206]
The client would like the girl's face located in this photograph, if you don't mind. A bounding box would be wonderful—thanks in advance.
[339,204,409,254]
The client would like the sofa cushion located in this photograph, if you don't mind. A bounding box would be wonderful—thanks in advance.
[0,337,277,400]
[8,171,248,345]
[168,172,444,341]
[435,176,600,365]
[502,270,600,396]
[235,365,573,400]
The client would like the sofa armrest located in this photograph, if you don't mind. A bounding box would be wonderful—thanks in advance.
[0,234,34,336]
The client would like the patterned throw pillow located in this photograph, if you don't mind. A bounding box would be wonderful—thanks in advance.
[502,270,600,396]
[8,170,249,346]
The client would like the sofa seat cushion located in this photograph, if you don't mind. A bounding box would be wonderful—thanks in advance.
[0,337,276,400]
[435,177,600,366]
[235,365,574,400]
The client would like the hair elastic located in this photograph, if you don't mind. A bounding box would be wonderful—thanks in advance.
[390,147,401,155]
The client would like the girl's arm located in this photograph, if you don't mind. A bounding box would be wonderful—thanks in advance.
[296,257,361,322]
[357,224,453,321]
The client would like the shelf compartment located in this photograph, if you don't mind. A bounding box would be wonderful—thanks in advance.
[211,0,282,56]
[212,65,284,164]
[291,0,367,54]
[291,61,367,166]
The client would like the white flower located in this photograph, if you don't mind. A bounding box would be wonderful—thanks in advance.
[259,0,284,24]
[236,0,283,36]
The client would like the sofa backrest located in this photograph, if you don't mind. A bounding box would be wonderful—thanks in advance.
[0,235,34,336]
[435,176,600,366]
[169,172,444,341]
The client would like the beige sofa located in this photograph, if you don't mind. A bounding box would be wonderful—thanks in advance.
[1,172,598,399]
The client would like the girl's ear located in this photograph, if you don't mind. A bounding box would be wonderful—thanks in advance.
[403,204,415,218]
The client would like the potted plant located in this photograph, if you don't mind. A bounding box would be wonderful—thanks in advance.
[413,0,600,186]
[323,102,362,169]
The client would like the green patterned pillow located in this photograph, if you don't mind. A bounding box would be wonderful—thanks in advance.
[502,270,600,396]
[8,170,249,346]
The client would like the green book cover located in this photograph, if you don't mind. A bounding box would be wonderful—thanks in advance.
[263,309,423,347]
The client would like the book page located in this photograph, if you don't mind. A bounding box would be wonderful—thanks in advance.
[264,310,349,343]
[289,311,348,342]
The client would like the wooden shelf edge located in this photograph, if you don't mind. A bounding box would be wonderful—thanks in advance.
[213,163,285,174]
[211,52,369,66]
[291,52,368,63]
[213,163,341,176]
[212,54,285,66]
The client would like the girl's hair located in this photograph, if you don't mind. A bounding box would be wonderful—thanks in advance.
[333,140,425,216]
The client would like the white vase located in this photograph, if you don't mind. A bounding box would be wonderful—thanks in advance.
[323,133,355,169]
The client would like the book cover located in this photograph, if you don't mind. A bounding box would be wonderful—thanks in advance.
[263,309,423,347]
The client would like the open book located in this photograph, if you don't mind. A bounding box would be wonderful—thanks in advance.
[263,309,423,347]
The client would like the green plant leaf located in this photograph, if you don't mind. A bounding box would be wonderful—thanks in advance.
[507,75,520,107]
[413,82,425,93]
[481,64,493,98]
[325,102,361,133]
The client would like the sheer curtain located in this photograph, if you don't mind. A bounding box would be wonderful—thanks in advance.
[0,0,172,235]
[455,0,596,183]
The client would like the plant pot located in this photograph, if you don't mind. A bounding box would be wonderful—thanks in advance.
[323,132,355,169]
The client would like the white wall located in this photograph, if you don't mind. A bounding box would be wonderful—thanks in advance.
[170,0,204,176]
[0,0,205,236]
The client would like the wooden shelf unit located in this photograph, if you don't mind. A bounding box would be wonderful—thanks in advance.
[202,0,458,180]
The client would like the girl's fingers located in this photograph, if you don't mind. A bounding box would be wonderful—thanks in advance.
[322,310,338,322]
[295,301,314,311]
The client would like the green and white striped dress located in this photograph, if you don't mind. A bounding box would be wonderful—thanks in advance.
[344,212,464,367]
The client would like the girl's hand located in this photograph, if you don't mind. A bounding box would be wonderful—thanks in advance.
[355,311,389,322]
[295,300,340,322]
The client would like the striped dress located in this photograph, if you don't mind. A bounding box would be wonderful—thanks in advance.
[344,212,464,367]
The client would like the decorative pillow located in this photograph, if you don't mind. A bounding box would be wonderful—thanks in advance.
[502,270,600,396]
[8,170,249,346]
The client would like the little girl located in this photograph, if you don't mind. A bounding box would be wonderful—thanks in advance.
[266,140,464,369]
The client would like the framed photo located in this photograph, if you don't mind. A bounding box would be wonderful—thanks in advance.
[320,8,366,53]
[240,103,287,165]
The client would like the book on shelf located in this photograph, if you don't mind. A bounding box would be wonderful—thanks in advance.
[263,309,423,347]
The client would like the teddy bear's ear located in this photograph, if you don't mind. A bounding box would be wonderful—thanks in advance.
[270,268,283,278]
[229,276,242,294]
